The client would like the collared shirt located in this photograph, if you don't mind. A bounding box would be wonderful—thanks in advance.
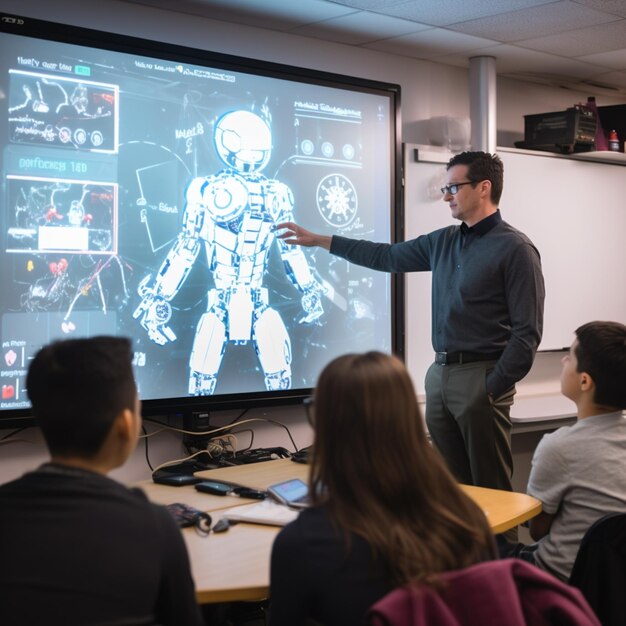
[460,209,500,237]
[330,210,545,396]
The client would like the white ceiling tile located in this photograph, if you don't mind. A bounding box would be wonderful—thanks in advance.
[516,18,626,56]
[128,0,359,30]
[436,44,606,76]
[366,28,499,59]
[291,11,429,45]
[448,1,619,42]
[119,0,626,89]
[578,49,626,70]
[369,0,557,27]
[572,0,626,19]
[325,0,411,9]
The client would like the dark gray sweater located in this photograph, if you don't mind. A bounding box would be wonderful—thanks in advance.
[330,211,545,396]
[0,463,204,626]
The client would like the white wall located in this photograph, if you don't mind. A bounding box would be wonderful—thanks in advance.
[0,0,620,484]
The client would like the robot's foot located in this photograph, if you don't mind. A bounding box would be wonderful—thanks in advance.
[264,370,291,391]
[189,372,217,396]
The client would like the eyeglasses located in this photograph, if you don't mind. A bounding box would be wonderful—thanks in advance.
[303,396,314,425]
[440,181,474,195]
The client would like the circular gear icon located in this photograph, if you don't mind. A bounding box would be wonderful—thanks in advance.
[316,173,358,227]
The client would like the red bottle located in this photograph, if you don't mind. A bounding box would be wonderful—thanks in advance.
[608,129,620,152]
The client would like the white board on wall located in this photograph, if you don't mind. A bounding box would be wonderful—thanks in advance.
[403,144,626,395]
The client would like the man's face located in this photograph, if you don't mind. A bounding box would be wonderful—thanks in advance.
[560,339,581,401]
[443,164,481,225]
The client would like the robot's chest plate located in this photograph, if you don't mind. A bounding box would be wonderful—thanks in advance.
[202,171,291,224]
[213,214,273,271]
[204,174,249,223]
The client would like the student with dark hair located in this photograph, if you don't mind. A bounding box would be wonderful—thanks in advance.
[0,336,204,626]
[276,151,545,504]
[269,351,496,626]
[521,321,626,581]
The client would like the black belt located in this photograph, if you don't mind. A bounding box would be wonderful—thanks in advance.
[435,351,502,365]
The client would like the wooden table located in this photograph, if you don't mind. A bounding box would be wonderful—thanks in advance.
[138,458,541,604]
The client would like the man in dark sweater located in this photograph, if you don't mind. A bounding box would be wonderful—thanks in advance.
[0,336,204,626]
[277,151,545,495]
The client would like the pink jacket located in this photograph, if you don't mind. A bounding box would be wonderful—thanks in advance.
[368,559,600,626]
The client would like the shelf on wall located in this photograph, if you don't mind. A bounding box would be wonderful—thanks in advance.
[569,150,626,164]
[412,145,626,166]
[498,146,626,165]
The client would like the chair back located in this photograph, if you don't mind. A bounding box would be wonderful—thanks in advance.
[368,559,600,626]
[569,512,626,626]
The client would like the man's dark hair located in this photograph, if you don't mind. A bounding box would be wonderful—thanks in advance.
[447,151,504,204]
[26,336,137,457]
[575,321,626,409]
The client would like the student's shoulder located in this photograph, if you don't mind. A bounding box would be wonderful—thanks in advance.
[275,506,335,547]
[535,420,603,466]
[0,476,31,509]
[127,485,176,517]
[272,507,348,578]
[0,474,26,493]
[96,482,175,527]
[535,424,576,455]
[120,487,185,540]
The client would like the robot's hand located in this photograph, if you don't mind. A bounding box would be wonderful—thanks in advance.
[298,283,324,325]
[133,275,177,345]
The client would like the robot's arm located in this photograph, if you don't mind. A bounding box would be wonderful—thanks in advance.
[268,179,324,324]
[134,185,206,344]
[282,246,325,323]
[133,234,201,344]
[277,229,325,324]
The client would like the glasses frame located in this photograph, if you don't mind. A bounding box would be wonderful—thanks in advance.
[440,181,475,195]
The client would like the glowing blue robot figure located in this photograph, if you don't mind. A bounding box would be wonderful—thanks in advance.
[133,110,324,395]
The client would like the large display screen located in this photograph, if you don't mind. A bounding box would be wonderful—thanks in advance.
[0,13,402,425]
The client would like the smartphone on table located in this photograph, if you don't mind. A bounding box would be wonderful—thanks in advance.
[267,478,311,509]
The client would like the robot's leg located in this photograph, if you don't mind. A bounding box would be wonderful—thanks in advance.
[189,372,217,396]
[253,307,292,390]
[188,310,227,396]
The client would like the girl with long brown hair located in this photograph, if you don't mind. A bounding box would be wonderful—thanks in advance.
[269,351,495,625]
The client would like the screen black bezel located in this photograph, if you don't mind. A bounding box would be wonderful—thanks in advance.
[0,12,404,428]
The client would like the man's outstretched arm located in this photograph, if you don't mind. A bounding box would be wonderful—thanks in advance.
[276,221,332,250]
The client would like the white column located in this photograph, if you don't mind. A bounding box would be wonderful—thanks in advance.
[469,56,497,153]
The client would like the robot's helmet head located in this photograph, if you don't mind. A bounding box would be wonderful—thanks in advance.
[214,110,272,173]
